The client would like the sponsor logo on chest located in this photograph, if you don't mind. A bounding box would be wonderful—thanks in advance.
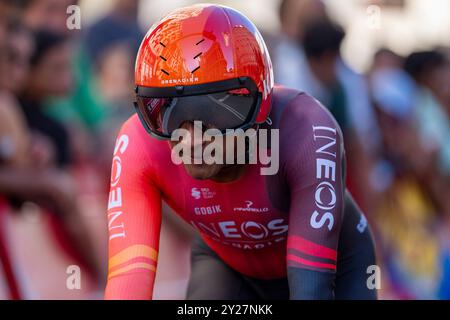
[194,205,222,215]
[233,200,269,213]
[191,187,216,200]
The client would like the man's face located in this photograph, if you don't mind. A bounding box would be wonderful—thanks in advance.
[29,42,73,97]
[7,31,34,93]
[168,121,230,180]
[281,0,327,39]
[24,0,77,33]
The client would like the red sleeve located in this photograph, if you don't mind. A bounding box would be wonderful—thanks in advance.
[104,117,162,300]
[282,94,345,274]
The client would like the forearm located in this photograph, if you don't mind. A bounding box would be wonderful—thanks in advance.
[0,168,47,198]
[105,272,155,300]
[288,267,335,300]
[103,118,162,300]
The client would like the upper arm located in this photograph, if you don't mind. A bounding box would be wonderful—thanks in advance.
[105,117,162,300]
[281,94,345,298]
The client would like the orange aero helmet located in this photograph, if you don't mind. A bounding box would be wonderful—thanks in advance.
[134,4,274,139]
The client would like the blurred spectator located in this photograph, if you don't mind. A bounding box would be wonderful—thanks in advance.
[21,0,78,34]
[39,0,142,177]
[272,0,380,152]
[74,0,144,184]
[268,0,380,213]
[82,0,142,123]
[14,0,105,135]
[302,20,348,130]
[438,54,450,115]
[368,66,448,299]
[404,51,450,178]
[273,0,326,90]
[298,20,377,214]
[371,48,404,73]
[0,17,28,301]
[0,0,449,301]
[0,21,33,167]
[0,24,103,298]
[19,30,73,167]
[84,0,142,65]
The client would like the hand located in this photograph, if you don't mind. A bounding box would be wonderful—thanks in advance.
[29,132,56,168]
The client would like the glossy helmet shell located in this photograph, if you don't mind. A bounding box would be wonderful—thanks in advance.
[135,4,274,124]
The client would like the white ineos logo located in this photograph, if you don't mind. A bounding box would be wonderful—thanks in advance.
[309,126,338,232]
[357,215,368,233]
[107,134,129,241]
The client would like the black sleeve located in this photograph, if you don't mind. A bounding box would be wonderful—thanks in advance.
[279,94,345,300]
[288,267,335,300]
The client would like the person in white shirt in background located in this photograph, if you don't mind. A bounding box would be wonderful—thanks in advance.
[273,0,380,151]
[272,0,379,214]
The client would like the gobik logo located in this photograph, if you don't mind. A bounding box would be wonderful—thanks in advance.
[194,205,222,215]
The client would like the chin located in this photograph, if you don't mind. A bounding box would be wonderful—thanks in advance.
[184,163,224,180]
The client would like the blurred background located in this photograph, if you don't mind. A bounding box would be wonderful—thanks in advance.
[0,0,449,299]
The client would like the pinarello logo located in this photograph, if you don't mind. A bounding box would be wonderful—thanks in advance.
[191,188,201,200]
[233,200,269,213]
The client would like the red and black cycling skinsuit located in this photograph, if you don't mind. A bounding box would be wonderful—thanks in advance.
[104,86,377,300]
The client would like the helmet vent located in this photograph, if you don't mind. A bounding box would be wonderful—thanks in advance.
[191,66,200,74]
[193,52,202,59]
[195,39,205,45]
[159,41,166,47]
[161,69,169,75]
[159,55,167,61]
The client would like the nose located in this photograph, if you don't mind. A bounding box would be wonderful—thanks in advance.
[179,121,206,157]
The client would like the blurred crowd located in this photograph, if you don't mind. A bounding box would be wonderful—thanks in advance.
[0,0,449,299]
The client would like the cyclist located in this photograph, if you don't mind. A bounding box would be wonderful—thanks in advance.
[104,4,377,300]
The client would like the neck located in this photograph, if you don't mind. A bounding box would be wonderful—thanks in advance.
[210,164,248,183]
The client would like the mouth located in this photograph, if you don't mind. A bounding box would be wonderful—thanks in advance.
[189,155,205,163]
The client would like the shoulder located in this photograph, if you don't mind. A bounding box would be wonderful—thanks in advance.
[271,87,344,170]
[118,114,154,142]
[271,86,342,138]
[116,114,171,163]
[270,88,345,189]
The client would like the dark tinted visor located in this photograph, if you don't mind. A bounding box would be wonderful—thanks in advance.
[134,77,260,139]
